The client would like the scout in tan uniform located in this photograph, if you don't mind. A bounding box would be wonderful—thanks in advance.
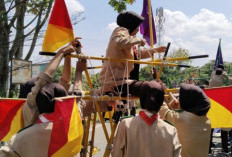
[98,11,166,98]
[22,38,82,127]
[159,83,211,157]
[209,64,232,154]
[112,81,182,157]
[0,41,85,157]
[209,64,232,87]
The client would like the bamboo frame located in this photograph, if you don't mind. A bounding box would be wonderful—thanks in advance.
[68,54,187,67]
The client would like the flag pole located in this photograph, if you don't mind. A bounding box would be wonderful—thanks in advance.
[148,0,154,49]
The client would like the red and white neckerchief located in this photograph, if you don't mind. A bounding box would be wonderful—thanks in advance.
[37,113,54,124]
[139,111,158,126]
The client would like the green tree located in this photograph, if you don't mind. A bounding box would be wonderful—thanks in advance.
[139,48,191,88]
[108,0,134,13]
[1,0,54,97]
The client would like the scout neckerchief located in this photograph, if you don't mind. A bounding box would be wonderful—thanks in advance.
[37,113,54,123]
[139,111,158,126]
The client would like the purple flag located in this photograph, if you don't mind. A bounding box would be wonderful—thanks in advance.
[140,0,157,46]
[214,39,223,70]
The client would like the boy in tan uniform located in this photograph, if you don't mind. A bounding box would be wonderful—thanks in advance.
[22,38,81,127]
[159,83,211,157]
[0,40,85,157]
[99,11,166,98]
[112,81,182,157]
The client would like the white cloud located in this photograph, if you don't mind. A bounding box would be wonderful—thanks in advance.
[161,9,232,66]
[65,0,85,15]
[107,22,118,31]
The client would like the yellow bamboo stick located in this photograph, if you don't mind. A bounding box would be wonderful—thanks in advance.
[84,69,110,143]
[103,123,118,157]
[83,115,91,157]
[89,113,97,157]
[69,54,198,64]
[69,54,185,67]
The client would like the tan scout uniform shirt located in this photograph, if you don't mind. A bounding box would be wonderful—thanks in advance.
[159,105,211,157]
[0,122,80,157]
[112,116,182,157]
[99,27,158,93]
[209,71,232,87]
[0,122,52,157]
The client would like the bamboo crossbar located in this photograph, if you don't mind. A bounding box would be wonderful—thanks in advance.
[54,90,179,101]
[40,52,208,63]
[68,54,188,67]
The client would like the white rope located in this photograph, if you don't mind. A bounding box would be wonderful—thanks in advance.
[107,58,121,95]
[126,60,130,105]
[100,60,109,99]
[87,58,101,95]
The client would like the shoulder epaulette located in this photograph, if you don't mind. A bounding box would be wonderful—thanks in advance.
[164,120,174,126]
[115,31,127,37]
[17,124,34,133]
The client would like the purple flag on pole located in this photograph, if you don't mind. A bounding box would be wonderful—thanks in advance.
[214,39,223,70]
[140,0,157,46]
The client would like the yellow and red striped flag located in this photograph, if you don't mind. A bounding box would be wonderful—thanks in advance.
[42,0,74,52]
[48,98,83,157]
[204,86,232,128]
[0,99,25,141]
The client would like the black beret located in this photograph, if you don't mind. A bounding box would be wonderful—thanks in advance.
[179,83,210,116]
[117,11,144,34]
[140,81,164,113]
[36,83,68,114]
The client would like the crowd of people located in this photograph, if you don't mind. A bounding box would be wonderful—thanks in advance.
[0,11,231,157]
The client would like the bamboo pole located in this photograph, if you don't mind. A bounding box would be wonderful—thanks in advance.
[148,0,154,49]
[89,113,97,157]
[84,69,110,143]
[108,111,114,132]
[103,123,118,157]
[83,115,91,157]
[69,54,188,67]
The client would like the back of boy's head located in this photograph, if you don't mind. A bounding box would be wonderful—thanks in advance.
[179,83,210,116]
[215,68,223,75]
[217,64,224,70]
[140,81,164,113]
[19,77,37,98]
[36,83,68,114]
[117,11,144,34]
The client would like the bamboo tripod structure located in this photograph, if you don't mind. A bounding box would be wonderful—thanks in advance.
[64,52,207,157]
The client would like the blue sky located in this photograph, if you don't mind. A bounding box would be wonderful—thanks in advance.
[29,0,232,69]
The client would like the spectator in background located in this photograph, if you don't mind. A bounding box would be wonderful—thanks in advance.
[209,64,232,87]
[209,64,232,154]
